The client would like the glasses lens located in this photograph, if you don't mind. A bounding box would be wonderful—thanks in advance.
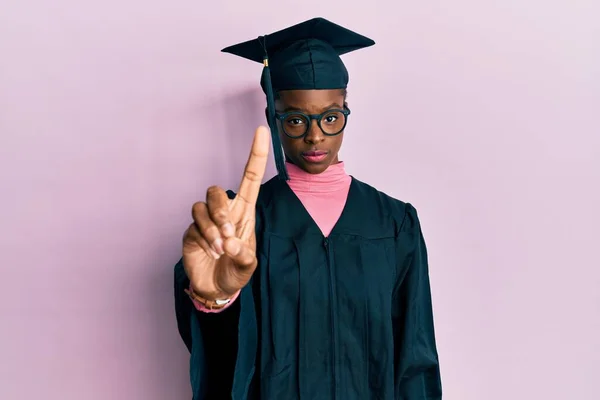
[282,114,309,138]
[320,110,346,135]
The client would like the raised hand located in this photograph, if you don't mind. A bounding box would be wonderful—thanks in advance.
[182,126,270,300]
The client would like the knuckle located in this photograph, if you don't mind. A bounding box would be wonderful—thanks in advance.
[199,224,217,239]
[183,224,199,244]
[184,223,196,237]
[211,207,228,222]
[244,169,261,182]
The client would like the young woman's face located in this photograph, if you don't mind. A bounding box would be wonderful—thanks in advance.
[274,89,347,174]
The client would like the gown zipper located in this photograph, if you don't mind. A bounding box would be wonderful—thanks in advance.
[324,237,338,400]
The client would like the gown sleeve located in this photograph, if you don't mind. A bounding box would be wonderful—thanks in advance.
[174,257,194,352]
[173,189,246,398]
[174,257,241,398]
[392,204,442,399]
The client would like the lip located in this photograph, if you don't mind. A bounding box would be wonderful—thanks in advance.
[302,150,329,163]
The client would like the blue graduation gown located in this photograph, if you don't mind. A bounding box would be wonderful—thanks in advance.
[174,176,442,399]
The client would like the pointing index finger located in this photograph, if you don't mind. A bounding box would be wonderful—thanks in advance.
[237,126,270,205]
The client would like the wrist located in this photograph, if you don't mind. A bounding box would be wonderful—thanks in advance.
[186,284,239,311]
[191,287,228,302]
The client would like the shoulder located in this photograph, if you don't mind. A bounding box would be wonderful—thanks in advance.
[351,177,420,234]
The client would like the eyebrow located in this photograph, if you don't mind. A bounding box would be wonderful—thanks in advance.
[281,102,343,113]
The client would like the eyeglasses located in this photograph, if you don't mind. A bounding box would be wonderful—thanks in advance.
[275,107,351,139]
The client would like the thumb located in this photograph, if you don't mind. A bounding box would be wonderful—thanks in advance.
[223,236,257,272]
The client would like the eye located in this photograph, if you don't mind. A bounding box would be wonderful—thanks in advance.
[323,115,338,124]
[322,111,344,125]
[285,115,306,126]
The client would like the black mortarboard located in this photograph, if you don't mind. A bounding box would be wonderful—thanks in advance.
[221,17,375,180]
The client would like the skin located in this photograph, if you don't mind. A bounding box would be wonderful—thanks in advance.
[183,127,270,300]
[275,89,348,174]
[183,89,348,301]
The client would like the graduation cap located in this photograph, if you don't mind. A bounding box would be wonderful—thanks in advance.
[222,17,375,180]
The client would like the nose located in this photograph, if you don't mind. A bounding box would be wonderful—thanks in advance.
[304,120,324,144]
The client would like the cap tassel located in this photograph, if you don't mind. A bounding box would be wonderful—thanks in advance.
[262,57,289,181]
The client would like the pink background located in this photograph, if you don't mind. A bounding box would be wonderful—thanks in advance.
[1,1,599,399]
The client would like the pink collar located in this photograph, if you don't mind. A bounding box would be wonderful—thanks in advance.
[285,161,351,194]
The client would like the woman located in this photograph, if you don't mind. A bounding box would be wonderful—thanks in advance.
[174,17,442,400]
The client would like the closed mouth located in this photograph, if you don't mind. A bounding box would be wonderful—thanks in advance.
[302,150,328,156]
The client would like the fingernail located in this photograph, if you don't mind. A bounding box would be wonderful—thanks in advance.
[210,249,221,260]
[212,238,224,255]
[222,223,235,238]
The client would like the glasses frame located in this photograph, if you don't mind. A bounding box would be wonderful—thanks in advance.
[275,106,351,139]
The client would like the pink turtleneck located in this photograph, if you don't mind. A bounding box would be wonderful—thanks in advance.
[192,161,352,313]
[284,161,351,237]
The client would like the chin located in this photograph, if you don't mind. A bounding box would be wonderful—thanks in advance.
[300,160,331,174]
